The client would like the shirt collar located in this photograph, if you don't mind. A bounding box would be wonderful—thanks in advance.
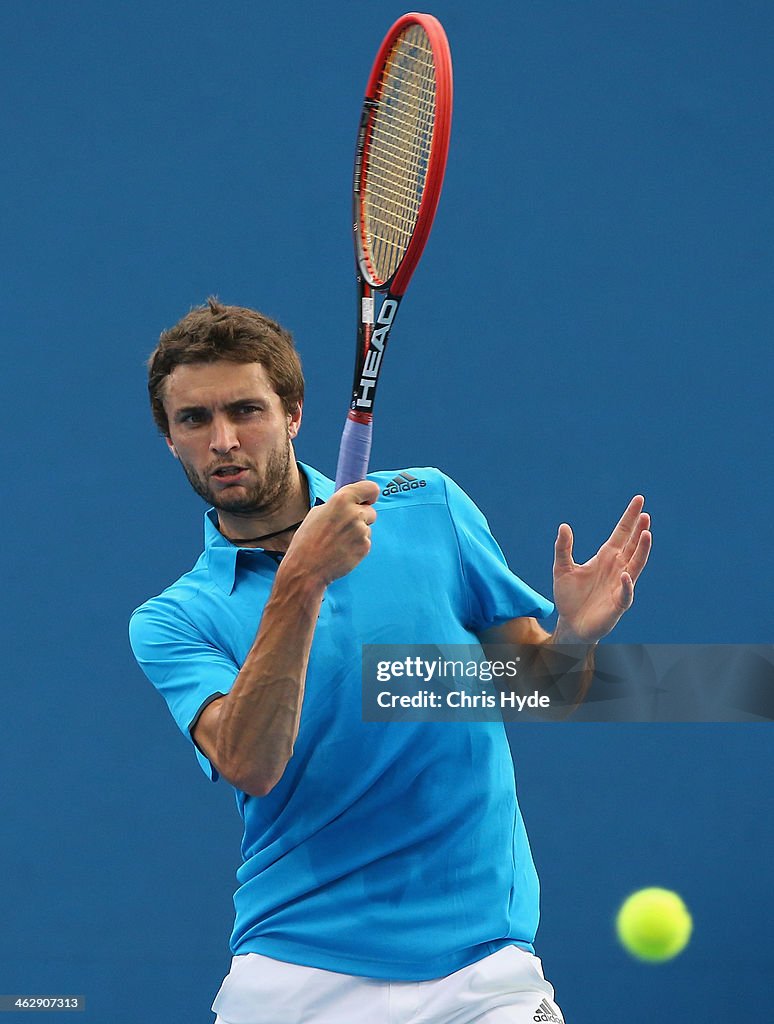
[203,462,334,595]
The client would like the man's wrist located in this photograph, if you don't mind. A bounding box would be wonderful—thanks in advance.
[273,554,328,602]
[550,617,598,647]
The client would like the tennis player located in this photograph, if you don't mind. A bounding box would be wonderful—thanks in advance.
[130,299,651,1024]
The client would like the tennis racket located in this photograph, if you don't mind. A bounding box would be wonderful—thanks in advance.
[334,12,453,489]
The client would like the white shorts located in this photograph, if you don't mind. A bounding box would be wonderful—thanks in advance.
[212,945,565,1024]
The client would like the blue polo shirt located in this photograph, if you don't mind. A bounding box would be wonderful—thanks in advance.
[129,464,553,980]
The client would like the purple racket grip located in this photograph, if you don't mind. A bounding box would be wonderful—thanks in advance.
[335,416,373,490]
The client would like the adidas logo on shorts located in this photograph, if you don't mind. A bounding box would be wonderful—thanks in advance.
[381,471,427,497]
[533,998,563,1023]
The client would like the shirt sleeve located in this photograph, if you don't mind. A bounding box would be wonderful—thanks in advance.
[129,599,239,781]
[441,474,554,631]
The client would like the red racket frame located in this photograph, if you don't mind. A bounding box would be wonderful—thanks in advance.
[335,13,453,488]
[355,11,453,295]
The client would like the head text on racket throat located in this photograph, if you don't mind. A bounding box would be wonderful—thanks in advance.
[354,298,399,409]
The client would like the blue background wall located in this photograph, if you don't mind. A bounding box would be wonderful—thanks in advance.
[2,1,771,1020]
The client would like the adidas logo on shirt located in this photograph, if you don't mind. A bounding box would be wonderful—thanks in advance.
[533,998,563,1024]
[381,472,427,497]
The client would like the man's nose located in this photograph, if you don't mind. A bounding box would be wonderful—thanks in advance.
[209,416,240,454]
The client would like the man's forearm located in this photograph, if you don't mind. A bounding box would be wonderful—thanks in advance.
[480,616,596,710]
[214,559,326,796]
[543,622,597,707]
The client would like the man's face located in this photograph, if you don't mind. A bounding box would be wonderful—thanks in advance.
[163,360,302,518]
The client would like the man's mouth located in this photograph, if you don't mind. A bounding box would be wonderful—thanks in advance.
[211,465,249,480]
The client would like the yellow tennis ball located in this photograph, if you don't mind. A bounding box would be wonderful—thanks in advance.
[615,888,692,962]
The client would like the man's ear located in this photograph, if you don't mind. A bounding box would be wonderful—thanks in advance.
[165,436,179,459]
[288,401,303,440]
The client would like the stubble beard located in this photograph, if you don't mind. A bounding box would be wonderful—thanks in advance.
[180,437,294,519]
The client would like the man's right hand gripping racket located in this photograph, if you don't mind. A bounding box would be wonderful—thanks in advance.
[334,12,453,490]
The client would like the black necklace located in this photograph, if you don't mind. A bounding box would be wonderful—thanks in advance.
[223,519,305,546]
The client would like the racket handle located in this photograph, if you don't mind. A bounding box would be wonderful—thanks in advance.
[335,415,373,490]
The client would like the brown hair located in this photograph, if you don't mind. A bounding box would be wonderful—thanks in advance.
[147,298,305,435]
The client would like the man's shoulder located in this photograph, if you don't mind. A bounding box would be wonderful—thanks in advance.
[130,550,212,626]
[370,466,453,504]
[369,467,485,521]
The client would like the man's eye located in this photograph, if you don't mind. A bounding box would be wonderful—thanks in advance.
[180,412,205,424]
[238,405,262,415]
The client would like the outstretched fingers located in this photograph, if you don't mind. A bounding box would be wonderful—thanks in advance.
[606,495,646,551]
[622,512,650,562]
[625,525,652,584]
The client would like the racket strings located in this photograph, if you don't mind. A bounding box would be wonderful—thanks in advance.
[363,24,437,283]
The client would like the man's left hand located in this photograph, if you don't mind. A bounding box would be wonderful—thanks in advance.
[552,495,652,644]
